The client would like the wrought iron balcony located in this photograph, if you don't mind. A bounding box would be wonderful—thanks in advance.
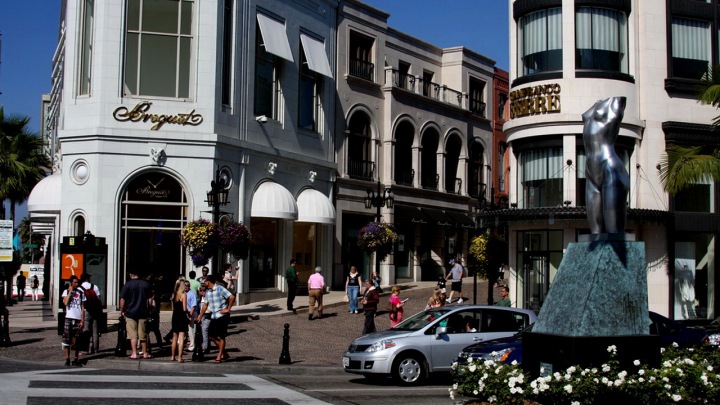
[395,168,415,186]
[422,173,440,190]
[470,100,486,116]
[348,159,375,181]
[447,177,462,194]
[350,58,374,82]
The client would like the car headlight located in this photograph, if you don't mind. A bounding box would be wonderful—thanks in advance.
[366,340,396,352]
[479,348,514,362]
[707,333,720,346]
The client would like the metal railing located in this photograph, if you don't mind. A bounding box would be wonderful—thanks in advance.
[447,177,462,194]
[469,182,486,199]
[347,159,375,181]
[392,70,415,91]
[470,100,486,116]
[350,58,374,82]
[387,69,469,111]
[422,174,440,190]
[395,168,415,186]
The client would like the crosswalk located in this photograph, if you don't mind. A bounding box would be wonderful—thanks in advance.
[0,368,331,404]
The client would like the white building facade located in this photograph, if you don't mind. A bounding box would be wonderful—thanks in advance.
[499,0,718,320]
[29,0,339,307]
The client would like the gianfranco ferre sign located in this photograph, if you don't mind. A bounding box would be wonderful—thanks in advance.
[113,101,203,131]
[509,83,561,119]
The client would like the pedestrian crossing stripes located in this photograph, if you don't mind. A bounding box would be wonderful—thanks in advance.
[0,368,331,404]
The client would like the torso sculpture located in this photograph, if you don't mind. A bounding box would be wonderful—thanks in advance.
[582,96,629,234]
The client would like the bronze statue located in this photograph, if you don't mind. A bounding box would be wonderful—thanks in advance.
[582,96,629,235]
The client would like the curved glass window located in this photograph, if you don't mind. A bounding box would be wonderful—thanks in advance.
[519,147,563,208]
[518,8,562,76]
[576,7,628,73]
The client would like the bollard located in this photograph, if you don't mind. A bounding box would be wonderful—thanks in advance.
[279,323,291,365]
[1,313,9,346]
[192,320,204,362]
[115,316,127,357]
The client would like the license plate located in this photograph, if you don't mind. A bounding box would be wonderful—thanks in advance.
[343,356,350,368]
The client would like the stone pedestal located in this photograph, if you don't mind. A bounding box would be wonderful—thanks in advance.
[522,240,658,376]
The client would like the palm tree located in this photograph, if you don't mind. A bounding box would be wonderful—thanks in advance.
[658,65,720,195]
[0,107,50,302]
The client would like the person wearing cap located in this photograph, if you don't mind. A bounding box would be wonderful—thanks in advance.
[307,267,325,320]
[445,258,465,304]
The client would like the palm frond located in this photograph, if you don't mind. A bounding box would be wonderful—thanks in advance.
[659,145,720,195]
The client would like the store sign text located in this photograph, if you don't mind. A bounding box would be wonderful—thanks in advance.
[509,83,561,119]
[113,102,203,131]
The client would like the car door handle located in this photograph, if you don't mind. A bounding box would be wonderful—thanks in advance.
[473,337,483,342]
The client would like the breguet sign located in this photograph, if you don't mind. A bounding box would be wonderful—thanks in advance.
[113,101,203,131]
[509,83,561,119]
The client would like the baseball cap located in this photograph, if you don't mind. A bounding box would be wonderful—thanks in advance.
[449,258,456,264]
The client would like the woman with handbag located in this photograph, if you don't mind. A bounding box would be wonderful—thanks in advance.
[345,266,362,314]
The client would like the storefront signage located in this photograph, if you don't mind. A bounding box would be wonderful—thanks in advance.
[134,176,172,200]
[509,83,561,119]
[113,101,203,131]
[0,220,12,262]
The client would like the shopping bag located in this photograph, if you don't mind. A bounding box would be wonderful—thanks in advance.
[342,294,349,303]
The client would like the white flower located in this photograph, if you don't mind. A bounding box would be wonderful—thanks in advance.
[564,384,573,393]
[683,358,695,366]
[511,360,518,366]
[571,402,580,405]
[662,377,670,383]
[468,364,476,373]
[567,366,577,373]
[601,377,609,384]
[508,376,517,388]
[672,342,679,348]
[602,364,611,372]
[633,359,641,366]
[618,370,628,379]
[452,383,458,389]
[638,369,645,375]
[488,395,497,403]
[530,380,538,389]
[676,368,684,376]
[708,365,714,372]
[661,347,666,353]
[607,345,617,354]
[665,384,672,390]
[663,361,672,368]
[649,376,656,382]
[672,394,682,402]
[473,390,478,395]
[638,377,645,383]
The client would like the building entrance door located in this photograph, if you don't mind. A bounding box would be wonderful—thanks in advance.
[119,172,188,306]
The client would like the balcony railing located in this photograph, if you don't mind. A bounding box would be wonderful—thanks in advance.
[395,168,415,186]
[470,100,486,116]
[422,174,439,190]
[469,182,486,199]
[348,159,375,181]
[447,177,462,194]
[387,68,474,113]
[350,58,374,82]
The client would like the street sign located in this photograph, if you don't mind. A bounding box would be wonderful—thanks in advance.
[25,244,38,248]
[0,220,13,262]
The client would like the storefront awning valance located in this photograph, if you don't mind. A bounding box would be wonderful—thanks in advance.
[395,205,428,225]
[296,188,335,224]
[446,210,476,229]
[28,172,62,213]
[423,208,454,227]
[251,181,298,220]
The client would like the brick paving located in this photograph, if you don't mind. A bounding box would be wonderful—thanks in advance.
[0,278,500,371]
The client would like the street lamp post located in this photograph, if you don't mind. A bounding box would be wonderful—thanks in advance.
[364,180,394,276]
[206,168,229,273]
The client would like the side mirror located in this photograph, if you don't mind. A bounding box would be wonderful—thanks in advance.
[435,326,448,338]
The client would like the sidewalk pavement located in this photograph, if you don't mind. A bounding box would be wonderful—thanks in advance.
[1,278,500,374]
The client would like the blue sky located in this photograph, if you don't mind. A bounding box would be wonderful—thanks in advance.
[0,0,509,223]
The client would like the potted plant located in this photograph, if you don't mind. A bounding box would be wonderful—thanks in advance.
[357,221,398,262]
[218,220,252,260]
[181,218,218,267]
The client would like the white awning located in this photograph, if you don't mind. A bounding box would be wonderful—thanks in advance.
[256,13,294,62]
[300,33,333,78]
[296,188,335,224]
[250,181,298,220]
[28,172,62,213]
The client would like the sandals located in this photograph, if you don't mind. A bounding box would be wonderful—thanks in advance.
[212,359,222,364]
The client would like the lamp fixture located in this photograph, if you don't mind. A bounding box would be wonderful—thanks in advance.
[256,115,268,123]
[364,181,394,219]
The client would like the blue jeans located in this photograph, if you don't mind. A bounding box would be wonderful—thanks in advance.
[348,286,359,312]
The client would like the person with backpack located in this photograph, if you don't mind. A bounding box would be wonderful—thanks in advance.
[30,275,40,301]
[79,273,102,354]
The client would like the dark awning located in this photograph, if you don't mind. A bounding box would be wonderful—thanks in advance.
[446,210,476,229]
[394,205,428,225]
[423,208,454,227]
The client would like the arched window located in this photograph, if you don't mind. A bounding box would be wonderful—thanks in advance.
[421,129,439,190]
[347,112,373,181]
[445,135,462,194]
[394,121,414,186]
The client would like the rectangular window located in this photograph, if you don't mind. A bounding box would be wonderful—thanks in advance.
[299,43,319,131]
[77,0,94,96]
[349,30,374,81]
[124,0,193,99]
[518,7,562,76]
[519,148,563,208]
[674,179,714,213]
[394,60,412,90]
[221,0,233,107]
[671,17,711,80]
[469,78,486,117]
[422,71,436,98]
[254,21,279,119]
[575,7,628,73]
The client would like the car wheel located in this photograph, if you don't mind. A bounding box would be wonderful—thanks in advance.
[392,353,425,385]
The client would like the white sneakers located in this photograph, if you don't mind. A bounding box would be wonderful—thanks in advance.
[458,298,464,304]
[445,298,451,303]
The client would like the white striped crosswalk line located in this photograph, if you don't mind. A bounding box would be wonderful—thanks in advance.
[0,368,331,404]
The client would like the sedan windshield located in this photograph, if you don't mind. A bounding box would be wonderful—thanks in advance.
[393,308,454,331]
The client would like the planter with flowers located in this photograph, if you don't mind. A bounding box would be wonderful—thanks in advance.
[219,220,252,260]
[181,218,219,267]
[357,222,398,262]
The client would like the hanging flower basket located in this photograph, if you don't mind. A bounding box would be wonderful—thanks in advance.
[357,222,398,262]
[181,218,218,267]
[219,220,252,260]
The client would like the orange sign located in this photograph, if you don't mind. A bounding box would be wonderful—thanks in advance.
[62,254,83,279]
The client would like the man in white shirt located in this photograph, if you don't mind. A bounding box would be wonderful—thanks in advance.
[445,258,465,304]
[62,275,85,366]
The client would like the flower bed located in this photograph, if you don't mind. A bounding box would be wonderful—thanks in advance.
[450,344,720,404]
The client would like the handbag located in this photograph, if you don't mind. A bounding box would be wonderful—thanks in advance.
[343,294,349,303]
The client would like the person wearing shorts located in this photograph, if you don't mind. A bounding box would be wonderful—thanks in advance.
[198,274,234,363]
[445,258,465,304]
[61,275,85,366]
[119,270,153,359]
